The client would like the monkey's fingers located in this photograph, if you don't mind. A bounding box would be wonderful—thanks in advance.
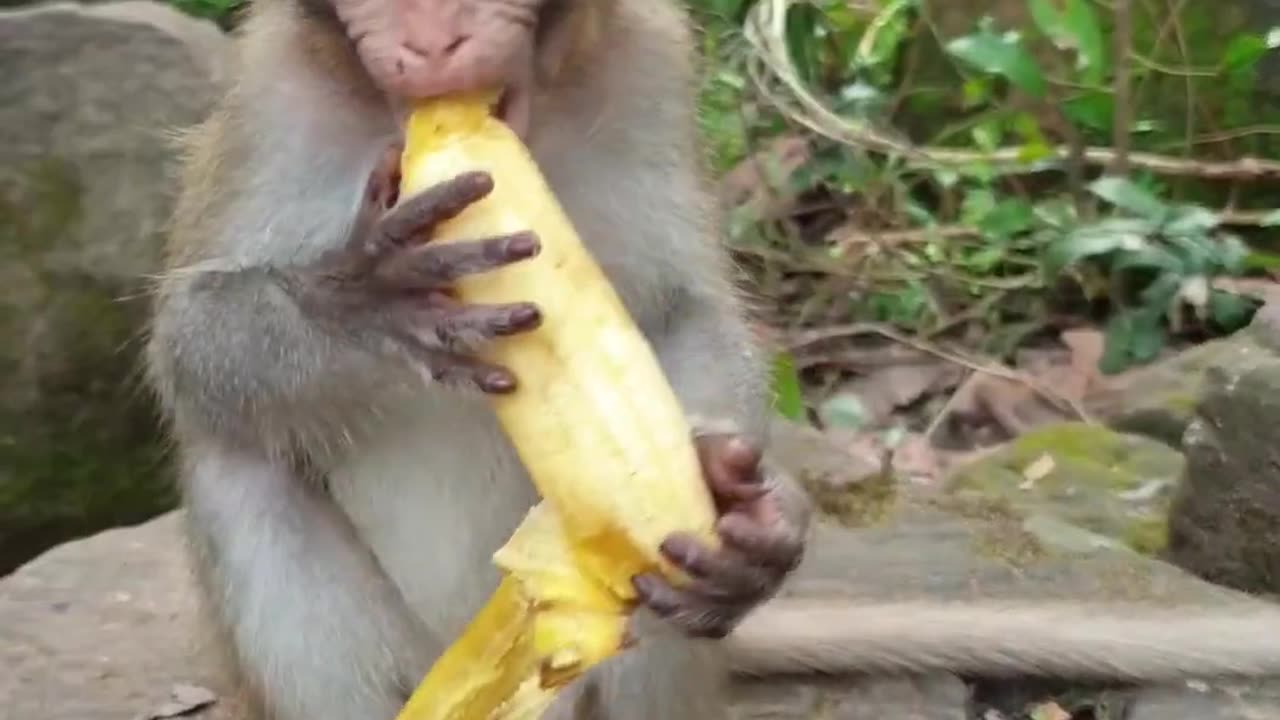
[694,434,766,506]
[631,573,745,639]
[659,534,773,602]
[716,510,803,573]
[380,170,495,245]
[372,231,540,290]
[391,330,519,394]
[399,293,542,351]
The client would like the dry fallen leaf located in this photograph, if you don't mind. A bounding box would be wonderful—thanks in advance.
[718,135,811,219]
[1028,701,1072,720]
[1021,453,1056,487]
[844,361,964,428]
[891,433,944,487]
[140,683,217,720]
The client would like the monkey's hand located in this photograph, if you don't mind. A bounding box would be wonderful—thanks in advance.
[631,429,808,639]
[292,143,542,394]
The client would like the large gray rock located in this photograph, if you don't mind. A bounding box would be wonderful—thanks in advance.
[6,425,1279,720]
[0,514,240,720]
[947,422,1184,556]
[0,1,228,574]
[1165,305,1280,596]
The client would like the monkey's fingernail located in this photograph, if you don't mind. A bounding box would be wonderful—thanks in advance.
[506,233,540,258]
[659,535,700,568]
[723,438,762,477]
[462,170,495,193]
[479,370,517,394]
[510,304,541,328]
[631,573,661,600]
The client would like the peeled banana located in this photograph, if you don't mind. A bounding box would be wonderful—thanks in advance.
[392,93,719,720]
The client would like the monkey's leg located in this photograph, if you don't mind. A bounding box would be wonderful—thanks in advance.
[182,444,439,720]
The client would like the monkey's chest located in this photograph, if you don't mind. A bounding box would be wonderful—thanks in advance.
[326,392,539,640]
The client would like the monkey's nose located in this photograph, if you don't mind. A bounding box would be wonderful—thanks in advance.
[403,32,471,61]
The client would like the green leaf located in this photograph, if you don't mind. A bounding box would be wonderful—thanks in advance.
[970,120,1003,151]
[785,4,823,85]
[1221,34,1269,74]
[854,0,916,69]
[1088,176,1170,220]
[1100,308,1167,374]
[1138,271,1183,309]
[979,197,1037,238]
[1061,91,1114,131]
[1162,206,1221,237]
[1045,232,1127,275]
[1110,244,1183,275]
[946,26,1048,99]
[1028,0,1067,44]
[1163,233,1217,276]
[1214,234,1250,275]
[769,352,807,421]
[1208,290,1259,330]
[1242,251,1280,271]
[1063,0,1107,83]
[1044,219,1154,274]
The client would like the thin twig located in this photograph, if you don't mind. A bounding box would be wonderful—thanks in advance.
[785,323,1095,423]
[742,0,1280,182]
[1111,0,1134,175]
[925,369,977,439]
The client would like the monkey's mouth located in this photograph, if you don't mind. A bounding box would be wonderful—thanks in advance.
[490,82,532,139]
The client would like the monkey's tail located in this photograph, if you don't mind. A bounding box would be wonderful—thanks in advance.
[724,600,1280,683]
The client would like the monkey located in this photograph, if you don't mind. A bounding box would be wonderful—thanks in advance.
[145,1,808,718]
[140,0,1280,718]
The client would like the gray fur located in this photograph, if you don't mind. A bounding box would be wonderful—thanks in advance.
[145,2,776,718]
[728,600,1280,682]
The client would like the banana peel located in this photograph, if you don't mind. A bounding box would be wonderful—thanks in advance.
[391,93,719,720]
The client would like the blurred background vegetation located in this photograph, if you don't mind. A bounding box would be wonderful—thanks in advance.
[161,0,1280,415]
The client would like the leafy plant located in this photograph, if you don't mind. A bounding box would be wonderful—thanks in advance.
[1043,177,1259,371]
[688,0,1279,376]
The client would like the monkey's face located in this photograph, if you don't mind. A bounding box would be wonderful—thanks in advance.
[328,0,599,135]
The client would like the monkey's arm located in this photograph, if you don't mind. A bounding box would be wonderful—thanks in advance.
[148,264,411,455]
[180,442,438,719]
[656,283,813,535]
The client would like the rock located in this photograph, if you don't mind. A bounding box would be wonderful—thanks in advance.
[0,1,228,574]
[0,514,239,720]
[1164,306,1280,595]
[6,425,1279,720]
[1129,681,1280,720]
[946,422,1184,556]
[731,675,968,720]
[1085,337,1238,448]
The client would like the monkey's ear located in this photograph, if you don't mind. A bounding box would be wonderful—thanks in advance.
[536,0,616,83]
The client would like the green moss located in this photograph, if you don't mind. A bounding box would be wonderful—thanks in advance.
[1120,514,1170,556]
[950,422,1179,495]
[925,493,1048,567]
[0,278,176,574]
[947,423,1181,556]
[0,157,175,575]
[801,470,897,528]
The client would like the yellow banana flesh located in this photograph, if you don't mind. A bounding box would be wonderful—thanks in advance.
[391,93,719,720]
